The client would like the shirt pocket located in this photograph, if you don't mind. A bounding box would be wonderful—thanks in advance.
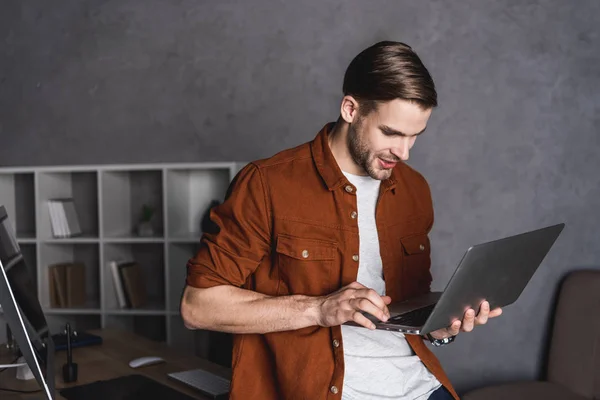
[276,233,338,296]
[400,233,433,297]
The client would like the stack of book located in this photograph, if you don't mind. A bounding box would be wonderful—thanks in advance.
[47,198,82,238]
[48,262,87,308]
[108,260,148,309]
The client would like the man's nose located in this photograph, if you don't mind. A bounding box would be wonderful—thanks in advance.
[391,140,410,161]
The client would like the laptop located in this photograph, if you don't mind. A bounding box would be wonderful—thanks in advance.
[347,223,565,335]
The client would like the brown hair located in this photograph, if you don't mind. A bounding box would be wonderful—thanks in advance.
[342,41,437,115]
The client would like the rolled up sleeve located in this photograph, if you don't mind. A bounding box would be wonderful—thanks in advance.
[186,163,271,289]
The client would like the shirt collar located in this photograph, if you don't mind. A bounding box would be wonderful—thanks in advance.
[310,122,398,192]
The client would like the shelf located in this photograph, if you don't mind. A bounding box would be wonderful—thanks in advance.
[0,162,239,352]
[42,235,100,244]
[105,308,167,316]
[104,235,164,243]
[44,304,102,315]
[167,235,202,244]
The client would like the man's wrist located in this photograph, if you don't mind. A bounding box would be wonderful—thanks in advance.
[425,333,456,347]
[298,295,323,327]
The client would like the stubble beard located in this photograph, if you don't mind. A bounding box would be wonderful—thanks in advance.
[347,119,392,181]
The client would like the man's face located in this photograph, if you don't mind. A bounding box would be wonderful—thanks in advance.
[347,98,432,180]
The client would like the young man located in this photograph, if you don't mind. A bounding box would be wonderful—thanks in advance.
[182,41,501,400]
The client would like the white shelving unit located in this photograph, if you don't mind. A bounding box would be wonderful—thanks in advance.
[0,162,244,353]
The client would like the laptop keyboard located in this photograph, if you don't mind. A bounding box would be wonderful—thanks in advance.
[388,304,436,327]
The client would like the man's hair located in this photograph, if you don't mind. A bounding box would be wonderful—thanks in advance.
[342,41,437,115]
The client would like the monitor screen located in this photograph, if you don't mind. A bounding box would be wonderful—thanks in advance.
[0,217,47,335]
[0,205,54,399]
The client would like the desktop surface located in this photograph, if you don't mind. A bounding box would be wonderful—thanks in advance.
[0,329,231,400]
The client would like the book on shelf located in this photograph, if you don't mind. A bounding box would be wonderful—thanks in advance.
[48,262,87,308]
[47,198,82,238]
[108,260,147,309]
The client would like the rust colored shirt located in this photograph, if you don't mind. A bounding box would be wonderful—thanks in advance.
[186,123,459,400]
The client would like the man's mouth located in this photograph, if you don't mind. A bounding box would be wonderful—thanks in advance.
[378,158,397,169]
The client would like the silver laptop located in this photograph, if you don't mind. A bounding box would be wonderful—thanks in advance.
[346,223,565,335]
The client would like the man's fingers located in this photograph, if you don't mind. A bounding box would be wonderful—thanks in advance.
[447,320,461,336]
[349,297,388,322]
[354,288,390,318]
[461,309,475,332]
[382,295,392,305]
[352,311,376,330]
[489,307,503,318]
[475,301,490,325]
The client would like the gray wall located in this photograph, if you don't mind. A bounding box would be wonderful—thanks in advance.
[1,0,599,394]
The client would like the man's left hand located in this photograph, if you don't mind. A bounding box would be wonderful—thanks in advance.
[427,301,502,340]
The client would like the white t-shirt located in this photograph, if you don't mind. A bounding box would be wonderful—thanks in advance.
[340,171,441,400]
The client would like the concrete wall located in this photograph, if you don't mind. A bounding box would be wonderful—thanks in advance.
[1,0,599,394]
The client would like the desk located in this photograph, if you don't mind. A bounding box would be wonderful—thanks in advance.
[0,329,231,400]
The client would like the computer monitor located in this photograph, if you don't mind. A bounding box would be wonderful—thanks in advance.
[0,205,55,399]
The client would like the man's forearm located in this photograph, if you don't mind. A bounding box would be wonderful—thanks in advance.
[181,285,322,334]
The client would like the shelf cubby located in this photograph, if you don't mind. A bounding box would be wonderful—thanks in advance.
[103,242,165,313]
[46,315,102,335]
[169,314,197,354]
[0,172,36,239]
[167,242,200,313]
[105,315,166,343]
[166,168,231,240]
[37,171,99,239]
[101,170,164,239]
[38,243,100,311]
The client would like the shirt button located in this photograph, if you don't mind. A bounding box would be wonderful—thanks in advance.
[419,244,425,251]
[332,339,340,348]
[345,185,354,193]
[330,385,339,394]
[350,211,357,219]
[302,250,309,258]
[352,254,359,262]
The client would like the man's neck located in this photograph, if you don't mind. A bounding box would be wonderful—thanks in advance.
[327,119,367,176]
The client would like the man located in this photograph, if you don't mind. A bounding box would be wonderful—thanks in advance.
[182,41,502,400]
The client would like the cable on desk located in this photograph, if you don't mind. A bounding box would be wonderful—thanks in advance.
[0,386,42,394]
[0,356,20,374]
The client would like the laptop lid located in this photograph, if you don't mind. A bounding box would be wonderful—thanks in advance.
[420,223,565,334]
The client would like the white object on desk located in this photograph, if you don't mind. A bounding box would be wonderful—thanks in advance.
[128,356,165,369]
[15,356,34,380]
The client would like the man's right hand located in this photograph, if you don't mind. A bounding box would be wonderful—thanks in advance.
[315,282,391,330]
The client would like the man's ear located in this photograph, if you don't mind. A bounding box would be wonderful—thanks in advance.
[340,96,359,124]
